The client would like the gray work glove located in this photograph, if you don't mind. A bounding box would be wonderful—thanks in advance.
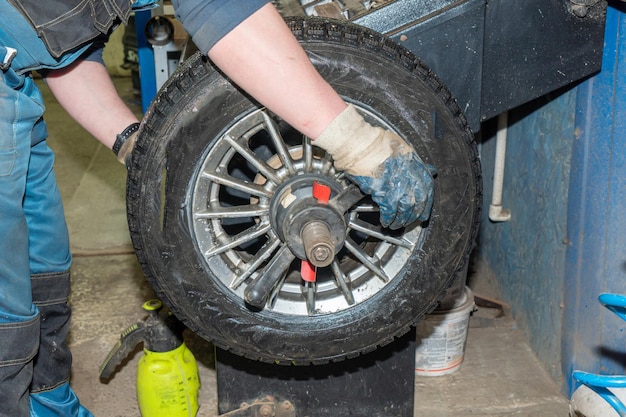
[112,123,140,166]
[314,104,435,229]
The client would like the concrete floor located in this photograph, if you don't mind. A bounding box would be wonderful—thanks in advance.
[40,76,572,416]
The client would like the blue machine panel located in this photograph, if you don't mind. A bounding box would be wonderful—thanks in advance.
[563,3,626,396]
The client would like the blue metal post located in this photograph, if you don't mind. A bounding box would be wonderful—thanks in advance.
[134,9,157,113]
[562,3,626,396]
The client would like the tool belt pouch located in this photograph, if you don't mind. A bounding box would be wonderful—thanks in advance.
[6,0,131,58]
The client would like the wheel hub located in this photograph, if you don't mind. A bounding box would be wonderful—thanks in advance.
[270,175,347,267]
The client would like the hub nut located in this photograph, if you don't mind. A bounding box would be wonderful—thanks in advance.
[302,221,335,267]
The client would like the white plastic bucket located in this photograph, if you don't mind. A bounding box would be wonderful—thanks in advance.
[415,286,474,376]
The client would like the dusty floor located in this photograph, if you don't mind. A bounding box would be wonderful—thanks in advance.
[41,76,572,416]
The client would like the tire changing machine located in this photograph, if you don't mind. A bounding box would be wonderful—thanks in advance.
[131,1,606,415]
[215,332,417,417]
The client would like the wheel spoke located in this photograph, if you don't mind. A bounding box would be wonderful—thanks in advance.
[195,204,269,220]
[348,218,413,248]
[262,111,296,174]
[204,222,272,258]
[303,136,314,172]
[223,134,282,185]
[305,281,316,315]
[321,156,334,175]
[201,171,271,198]
[309,139,334,174]
[352,203,379,213]
[344,237,390,283]
[230,237,282,290]
[331,260,355,305]
[267,274,289,311]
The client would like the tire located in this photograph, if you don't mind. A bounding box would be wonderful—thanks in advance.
[126,17,482,365]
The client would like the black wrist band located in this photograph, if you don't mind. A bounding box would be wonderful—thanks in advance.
[112,123,140,156]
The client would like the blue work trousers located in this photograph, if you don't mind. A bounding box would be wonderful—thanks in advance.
[0,1,93,416]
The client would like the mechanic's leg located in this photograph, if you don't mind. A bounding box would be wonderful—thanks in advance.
[0,62,42,417]
[0,315,40,417]
[25,108,93,417]
[30,272,92,417]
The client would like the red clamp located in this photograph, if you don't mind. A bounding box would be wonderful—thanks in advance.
[300,181,332,283]
[312,181,331,204]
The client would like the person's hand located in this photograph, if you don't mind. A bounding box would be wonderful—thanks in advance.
[348,148,434,229]
[314,105,434,229]
[112,123,140,167]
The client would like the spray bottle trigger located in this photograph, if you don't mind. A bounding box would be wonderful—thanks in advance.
[99,322,146,380]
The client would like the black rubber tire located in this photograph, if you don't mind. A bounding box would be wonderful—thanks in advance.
[126,17,482,365]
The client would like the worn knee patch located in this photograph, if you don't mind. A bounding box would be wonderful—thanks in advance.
[0,313,39,417]
[30,271,72,393]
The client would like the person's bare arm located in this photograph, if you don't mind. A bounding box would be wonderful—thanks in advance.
[207,3,347,140]
[45,59,139,149]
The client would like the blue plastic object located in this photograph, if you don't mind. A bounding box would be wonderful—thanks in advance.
[562,3,626,395]
[573,293,626,416]
[600,293,626,323]
[132,0,160,11]
[134,9,157,113]
[573,371,626,416]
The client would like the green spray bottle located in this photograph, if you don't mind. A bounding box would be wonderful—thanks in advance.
[99,299,200,417]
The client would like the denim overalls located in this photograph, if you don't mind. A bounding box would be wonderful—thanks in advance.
[0,1,130,415]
